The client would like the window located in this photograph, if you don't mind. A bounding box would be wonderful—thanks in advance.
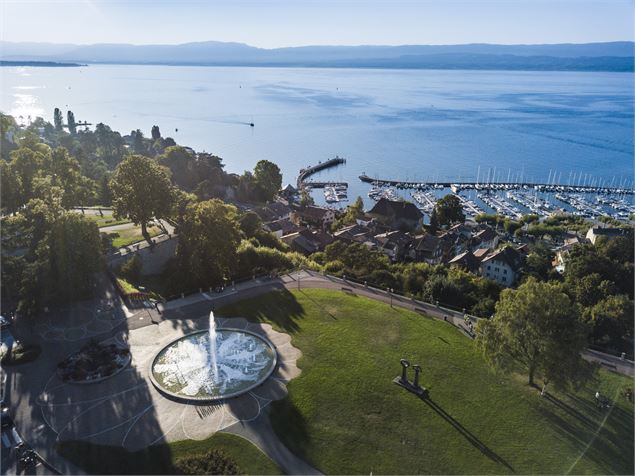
[487,265,491,270]
[502,277,507,282]
[503,269,507,274]
[495,267,499,272]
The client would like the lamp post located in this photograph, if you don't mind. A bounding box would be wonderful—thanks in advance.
[387,288,394,307]
[297,271,301,290]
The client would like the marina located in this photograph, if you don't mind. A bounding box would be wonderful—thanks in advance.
[358,174,635,195]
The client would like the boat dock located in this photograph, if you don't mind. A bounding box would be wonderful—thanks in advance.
[302,181,348,189]
[297,156,347,189]
[358,174,635,195]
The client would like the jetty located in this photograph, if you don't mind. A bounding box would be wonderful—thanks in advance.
[297,156,347,189]
[359,174,635,195]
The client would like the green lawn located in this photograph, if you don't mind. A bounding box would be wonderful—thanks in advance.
[219,289,635,475]
[103,224,163,248]
[58,433,282,475]
[86,212,131,228]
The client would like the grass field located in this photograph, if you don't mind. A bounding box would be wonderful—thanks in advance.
[219,289,634,475]
[87,212,131,228]
[58,433,282,475]
[103,224,163,248]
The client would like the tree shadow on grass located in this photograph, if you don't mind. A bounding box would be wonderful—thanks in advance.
[298,289,338,321]
[538,392,634,474]
[219,289,306,335]
[422,397,515,473]
[268,397,311,462]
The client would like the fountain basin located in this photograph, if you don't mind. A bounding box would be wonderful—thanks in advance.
[150,328,277,401]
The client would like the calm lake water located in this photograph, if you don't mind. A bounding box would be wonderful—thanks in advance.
[1,65,633,207]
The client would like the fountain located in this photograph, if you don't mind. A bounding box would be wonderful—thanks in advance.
[150,312,277,401]
[208,311,218,378]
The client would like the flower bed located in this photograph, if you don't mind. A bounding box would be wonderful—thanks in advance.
[57,340,131,383]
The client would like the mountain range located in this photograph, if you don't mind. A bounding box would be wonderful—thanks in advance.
[1,41,633,71]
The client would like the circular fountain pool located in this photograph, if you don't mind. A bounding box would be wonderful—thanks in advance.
[150,329,277,401]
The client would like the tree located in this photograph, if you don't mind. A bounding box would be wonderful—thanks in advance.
[476,278,592,389]
[587,294,634,347]
[53,107,64,131]
[524,241,555,281]
[239,211,262,237]
[48,214,102,304]
[176,199,242,287]
[151,125,161,140]
[131,129,147,155]
[434,194,465,226]
[428,209,439,234]
[10,147,45,206]
[67,110,77,134]
[332,196,364,230]
[253,160,282,201]
[110,155,174,244]
[0,161,22,214]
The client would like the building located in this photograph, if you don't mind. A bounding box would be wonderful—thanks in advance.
[264,218,300,238]
[293,206,336,229]
[448,250,481,274]
[374,231,413,262]
[367,198,423,231]
[480,246,523,287]
[255,201,293,222]
[472,226,499,251]
[281,229,334,255]
[410,234,444,264]
[585,226,630,245]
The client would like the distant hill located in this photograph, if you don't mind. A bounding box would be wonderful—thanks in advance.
[0,60,83,67]
[1,40,633,71]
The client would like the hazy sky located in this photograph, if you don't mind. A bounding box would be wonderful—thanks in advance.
[1,0,634,47]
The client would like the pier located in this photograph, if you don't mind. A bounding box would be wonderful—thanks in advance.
[302,181,348,189]
[359,174,635,195]
[297,156,347,189]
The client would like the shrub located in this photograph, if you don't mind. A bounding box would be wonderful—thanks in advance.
[119,255,143,282]
[1,343,41,365]
[174,449,240,475]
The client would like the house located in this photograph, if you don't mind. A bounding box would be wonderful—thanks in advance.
[264,218,300,238]
[448,250,481,274]
[281,229,334,255]
[293,206,336,229]
[374,231,414,262]
[585,226,630,245]
[279,184,298,200]
[473,248,491,261]
[410,234,444,264]
[480,246,523,287]
[255,201,293,222]
[551,236,582,273]
[367,198,423,231]
[334,224,375,243]
[472,226,499,250]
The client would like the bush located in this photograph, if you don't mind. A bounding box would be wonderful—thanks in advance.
[0,343,41,365]
[119,254,143,282]
[174,449,240,475]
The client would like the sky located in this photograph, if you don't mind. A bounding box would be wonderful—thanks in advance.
[1,0,634,48]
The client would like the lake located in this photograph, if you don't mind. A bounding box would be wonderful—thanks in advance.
[1,65,633,207]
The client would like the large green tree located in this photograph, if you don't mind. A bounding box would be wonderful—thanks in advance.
[176,199,242,287]
[110,155,174,244]
[48,213,102,303]
[253,160,282,201]
[434,194,465,226]
[476,278,592,389]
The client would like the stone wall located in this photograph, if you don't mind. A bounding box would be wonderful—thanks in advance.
[109,236,177,276]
